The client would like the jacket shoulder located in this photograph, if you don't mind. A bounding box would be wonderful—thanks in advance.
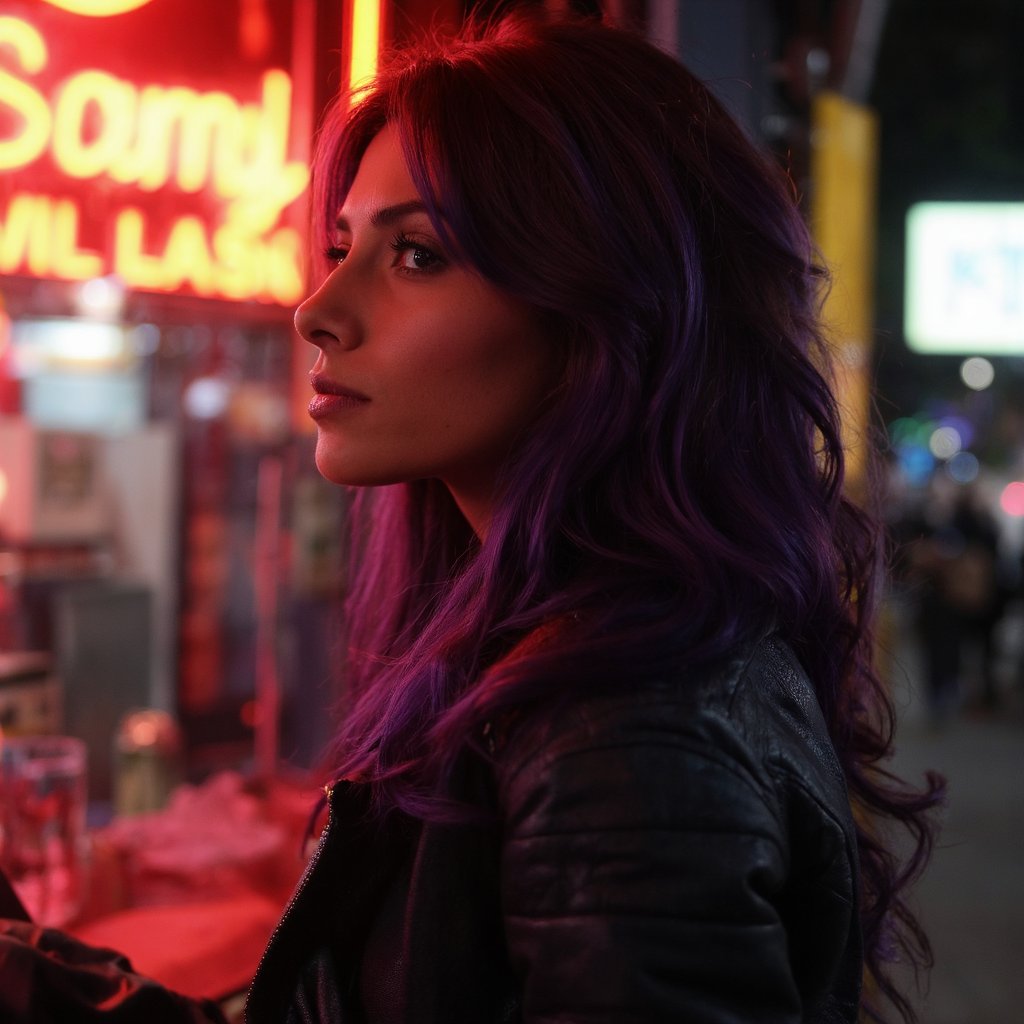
[493,633,862,1022]
[497,633,844,803]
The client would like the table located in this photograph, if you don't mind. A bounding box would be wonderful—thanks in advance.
[68,771,319,1004]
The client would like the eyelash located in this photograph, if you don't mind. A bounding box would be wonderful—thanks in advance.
[389,232,445,273]
[321,234,445,273]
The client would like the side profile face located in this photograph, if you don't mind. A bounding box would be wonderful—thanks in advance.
[294,126,559,534]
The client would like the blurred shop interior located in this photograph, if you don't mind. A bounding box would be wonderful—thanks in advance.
[1,0,1022,810]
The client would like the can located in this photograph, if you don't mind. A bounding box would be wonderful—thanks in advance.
[114,709,182,816]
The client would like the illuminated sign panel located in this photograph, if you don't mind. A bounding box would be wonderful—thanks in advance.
[0,1,310,304]
[905,202,1024,354]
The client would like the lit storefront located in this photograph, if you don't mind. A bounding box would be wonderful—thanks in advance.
[0,0,349,795]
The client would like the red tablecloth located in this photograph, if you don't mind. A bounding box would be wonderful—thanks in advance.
[69,771,317,1001]
[72,895,282,1000]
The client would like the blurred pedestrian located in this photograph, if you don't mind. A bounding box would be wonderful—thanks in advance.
[908,483,1007,717]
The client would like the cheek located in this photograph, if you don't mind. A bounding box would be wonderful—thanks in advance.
[378,291,557,435]
[460,303,555,385]
[384,316,515,402]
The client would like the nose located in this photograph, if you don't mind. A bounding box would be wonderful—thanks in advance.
[293,271,361,351]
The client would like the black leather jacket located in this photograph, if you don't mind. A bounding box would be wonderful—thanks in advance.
[246,635,862,1023]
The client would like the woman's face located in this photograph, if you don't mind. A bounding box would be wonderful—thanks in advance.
[294,126,558,534]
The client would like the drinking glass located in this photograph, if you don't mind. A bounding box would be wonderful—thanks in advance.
[0,735,87,926]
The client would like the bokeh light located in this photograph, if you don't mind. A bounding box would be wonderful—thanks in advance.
[960,356,995,391]
[183,377,230,419]
[940,415,974,450]
[1000,482,1024,517]
[946,451,980,485]
[130,323,160,357]
[897,444,935,485]
[77,275,126,320]
[889,417,921,446]
[928,426,962,461]
[240,699,264,728]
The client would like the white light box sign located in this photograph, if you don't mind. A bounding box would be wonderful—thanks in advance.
[905,202,1024,354]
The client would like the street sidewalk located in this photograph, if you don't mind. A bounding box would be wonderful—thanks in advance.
[886,607,1024,1024]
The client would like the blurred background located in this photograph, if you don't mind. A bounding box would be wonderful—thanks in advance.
[0,1,1020,1020]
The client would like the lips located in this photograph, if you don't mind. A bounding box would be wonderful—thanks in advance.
[309,372,370,402]
[308,372,370,420]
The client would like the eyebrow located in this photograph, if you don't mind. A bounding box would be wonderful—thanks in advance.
[335,200,431,231]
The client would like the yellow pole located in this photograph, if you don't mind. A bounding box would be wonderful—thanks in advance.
[348,0,382,94]
[810,91,880,497]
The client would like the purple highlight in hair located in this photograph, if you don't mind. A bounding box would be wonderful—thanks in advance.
[308,14,943,1022]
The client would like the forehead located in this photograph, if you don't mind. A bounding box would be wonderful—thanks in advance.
[339,125,421,218]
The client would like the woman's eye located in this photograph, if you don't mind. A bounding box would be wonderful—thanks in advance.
[390,233,445,274]
[323,246,348,265]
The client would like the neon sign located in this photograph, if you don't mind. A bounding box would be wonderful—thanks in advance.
[41,0,156,16]
[349,0,381,93]
[0,14,309,304]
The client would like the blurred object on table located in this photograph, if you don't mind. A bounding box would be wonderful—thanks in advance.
[82,770,315,920]
[70,769,317,1004]
[114,708,183,816]
[0,652,61,737]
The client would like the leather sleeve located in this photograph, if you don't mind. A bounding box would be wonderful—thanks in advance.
[0,920,229,1024]
[497,697,804,1024]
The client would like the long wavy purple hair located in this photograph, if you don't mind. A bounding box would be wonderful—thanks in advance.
[310,13,942,1022]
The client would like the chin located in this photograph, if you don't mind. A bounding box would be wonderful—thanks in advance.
[313,447,356,487]
[313,449,396,489]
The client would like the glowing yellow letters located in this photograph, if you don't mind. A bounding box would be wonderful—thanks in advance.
[41,0,155,16]
[0,17,51,169]
[0,16,309,303]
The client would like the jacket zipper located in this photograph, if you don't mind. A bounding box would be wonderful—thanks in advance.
[244,783,335,1022]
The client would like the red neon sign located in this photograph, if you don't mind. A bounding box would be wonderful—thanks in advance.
[0,5,309,304]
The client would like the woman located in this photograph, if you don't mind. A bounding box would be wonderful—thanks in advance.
[0,11,940,1024]
[250,11,942,1023]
